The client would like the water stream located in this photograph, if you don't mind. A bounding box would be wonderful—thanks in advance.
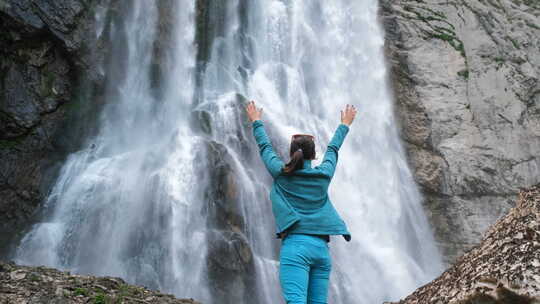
[14,1,442,303]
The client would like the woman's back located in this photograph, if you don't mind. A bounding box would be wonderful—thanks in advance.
[275,160,332,211]
[251,119,352,241]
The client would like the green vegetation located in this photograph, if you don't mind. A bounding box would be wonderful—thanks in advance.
[74,287,89,297]
[29,273,40,282]
[458,69,469,79]
[494,56,505,70]
[429,32,466,57]
[508,36,520,49]
[93,293,111,304]
[404,4,455,29]
[418,6,447,19]
[402,4,466,58]
[115,283,144,302]
[525,21,540,30]
[456,41,466,57]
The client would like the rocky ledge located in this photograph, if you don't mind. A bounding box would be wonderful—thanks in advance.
[390,185,540,304]
[0,261,200,304]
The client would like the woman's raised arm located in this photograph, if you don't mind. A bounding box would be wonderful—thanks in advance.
[246,100,284,178]
[318,104,357,178]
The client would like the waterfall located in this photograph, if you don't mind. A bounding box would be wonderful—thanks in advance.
[14,1,443,303]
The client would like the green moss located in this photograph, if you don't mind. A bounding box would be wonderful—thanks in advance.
[93,293,111,304]
[428,32,466,57]
[525,21,540,30]
[458,69,469,79]
[434,26,456,35]
[415,11,446,23]
[117,283,142,299]
[403,2,467,60]
[431,32,454,42]
[407,5,465,58]
[74,287,89,297]
[404,4,455,30]
[508,36,520,49]
[456,41,466,57]
[29,273,40,281]
[493,56,505,69]
[417,6,447,19]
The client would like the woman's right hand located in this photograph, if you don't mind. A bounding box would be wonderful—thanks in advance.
[341,104,357,126]
[246,100,263,122]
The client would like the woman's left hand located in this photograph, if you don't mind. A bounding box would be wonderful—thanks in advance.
[246,100,263,122]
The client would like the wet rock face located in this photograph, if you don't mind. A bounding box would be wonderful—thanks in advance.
[390,185,540,304]
[201,139,258,303]
[0,261,200,303]
[381,0,540,263]
[0,0,104,256]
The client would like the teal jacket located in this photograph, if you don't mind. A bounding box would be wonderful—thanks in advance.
[251,119,351,241]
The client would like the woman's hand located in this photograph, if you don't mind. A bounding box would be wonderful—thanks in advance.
[341,104,357,126]
[246,100,263,122]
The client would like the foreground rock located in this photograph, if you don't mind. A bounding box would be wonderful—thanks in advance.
[381,0,540,263]
[0,261,200,304]
[390,185,540,304]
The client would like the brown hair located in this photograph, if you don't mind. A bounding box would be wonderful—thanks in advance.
[282,135,316,175]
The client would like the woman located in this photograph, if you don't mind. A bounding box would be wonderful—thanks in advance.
[245,100,357,304]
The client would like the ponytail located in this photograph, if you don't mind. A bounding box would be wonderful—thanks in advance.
[282,148,304,175]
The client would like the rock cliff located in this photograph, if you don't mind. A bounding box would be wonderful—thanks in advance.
[389,184,540,304]
[381,0,540,263]
[0,261,200,303]
[0,0,107,255]
[1,1,539,301]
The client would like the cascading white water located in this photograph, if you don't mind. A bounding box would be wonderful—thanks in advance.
[15,1,210,301]
[198,0,443,302]
[14,1,443,303]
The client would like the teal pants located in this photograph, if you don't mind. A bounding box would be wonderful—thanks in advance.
[279,234,332,304]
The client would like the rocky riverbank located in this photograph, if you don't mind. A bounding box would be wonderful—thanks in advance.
[2,185,539,303]
[389,185,540,303]
[0,261,200,304]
